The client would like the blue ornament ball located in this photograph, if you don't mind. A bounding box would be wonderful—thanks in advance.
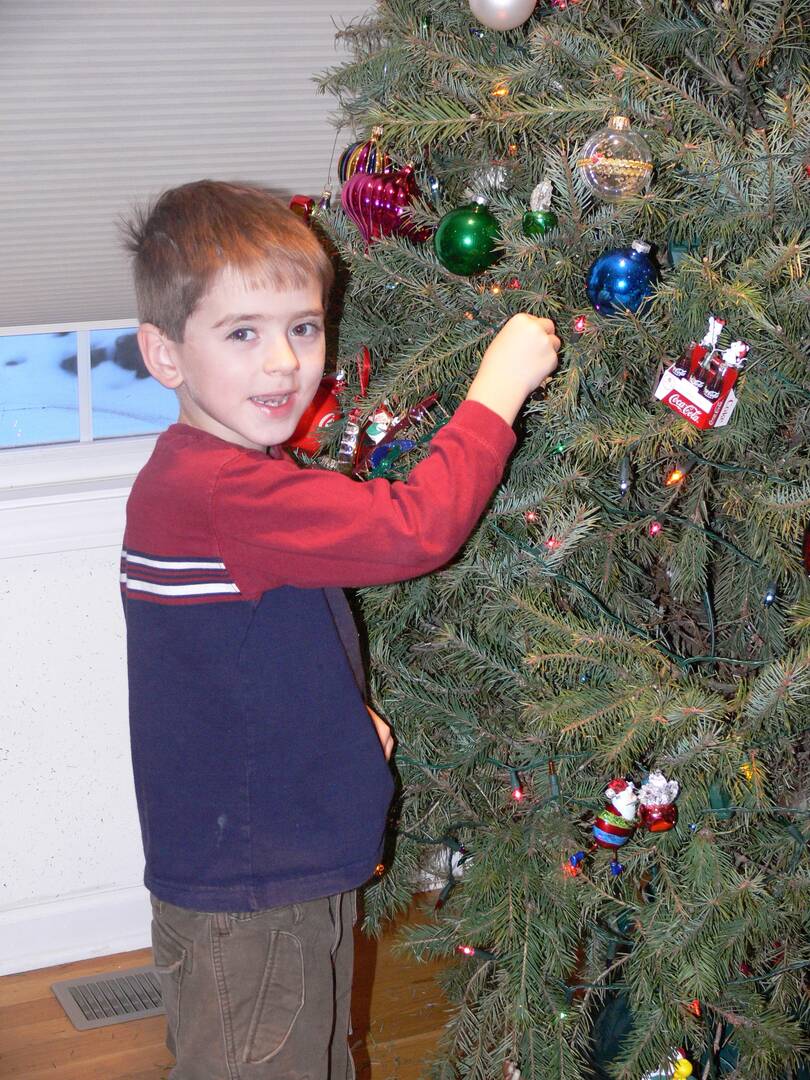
[586,240,659,317]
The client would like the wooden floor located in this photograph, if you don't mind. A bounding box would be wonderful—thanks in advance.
[0,897,450,1080]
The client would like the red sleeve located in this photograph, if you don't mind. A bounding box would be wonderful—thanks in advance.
[212,400,516,595]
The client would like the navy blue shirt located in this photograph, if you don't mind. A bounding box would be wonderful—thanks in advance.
[122,404,515,911]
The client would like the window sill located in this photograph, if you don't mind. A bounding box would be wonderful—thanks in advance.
[0,437,157,559]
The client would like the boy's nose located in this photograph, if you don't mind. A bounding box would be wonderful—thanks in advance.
[263,337,299,375]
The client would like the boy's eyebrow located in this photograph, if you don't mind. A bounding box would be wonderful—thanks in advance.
[211,310,325,328]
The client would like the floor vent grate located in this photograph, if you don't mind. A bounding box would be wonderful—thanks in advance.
[51,965,165,1030]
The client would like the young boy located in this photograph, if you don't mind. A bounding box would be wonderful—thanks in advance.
[122,179,560,1079]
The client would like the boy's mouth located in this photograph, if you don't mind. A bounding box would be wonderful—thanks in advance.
[250,394,292,410]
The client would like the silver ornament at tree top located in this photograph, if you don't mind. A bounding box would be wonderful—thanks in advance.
[469,0,537,31]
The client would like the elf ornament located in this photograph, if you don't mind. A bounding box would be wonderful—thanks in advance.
[592,779,639,849]
[586,240,658,316]
[523,180,558,237]
[434,196,501,275]
[637,771,679,832]
[577,116,653,201]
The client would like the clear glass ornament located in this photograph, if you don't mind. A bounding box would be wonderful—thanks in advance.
[576,116,653,201]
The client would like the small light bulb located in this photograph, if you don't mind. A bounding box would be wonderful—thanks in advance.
[489,283,502,296]
[619,456,631,495]
[492,82,510,97]
[463,310,476,320]
[509,768,523,801]
[573,315,588,335]
[763,580,778,606]
[458,944,476,956]
[649,521,663,537]
[666,467,684,485]
[544,536,562,552]
[524,509,539,524]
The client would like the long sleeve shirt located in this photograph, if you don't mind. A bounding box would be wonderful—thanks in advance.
[121,400,515,911]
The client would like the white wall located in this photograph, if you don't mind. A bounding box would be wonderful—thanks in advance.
[0,478,150,975]
[0,0,372,975]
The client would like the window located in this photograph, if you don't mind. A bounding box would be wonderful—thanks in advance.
[0,321,176,450]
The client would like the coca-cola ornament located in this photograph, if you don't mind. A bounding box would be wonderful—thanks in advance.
[592,778,639,849]
[341,164,430,245]
[656,316,749,430]
[285,373,344,454]
[637,770,679,832]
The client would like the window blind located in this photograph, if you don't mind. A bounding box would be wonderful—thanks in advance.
[0,0,370,326]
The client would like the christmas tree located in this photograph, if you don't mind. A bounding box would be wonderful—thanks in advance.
[312,2,810,1076]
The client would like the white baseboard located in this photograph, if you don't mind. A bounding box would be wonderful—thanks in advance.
[0,884,152,976]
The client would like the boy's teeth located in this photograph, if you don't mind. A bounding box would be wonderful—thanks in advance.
[252,395,290,408]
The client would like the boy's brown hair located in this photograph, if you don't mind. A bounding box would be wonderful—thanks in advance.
[123,180,335,342]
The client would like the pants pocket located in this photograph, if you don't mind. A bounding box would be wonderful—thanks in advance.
[243,930,305,1063]
[151,916,194,1057]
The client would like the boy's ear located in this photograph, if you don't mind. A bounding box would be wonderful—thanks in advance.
[137,324,185,389]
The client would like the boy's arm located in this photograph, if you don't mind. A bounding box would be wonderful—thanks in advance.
[212,399,515,595]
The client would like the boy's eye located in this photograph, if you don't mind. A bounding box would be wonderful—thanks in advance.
[291,321,322,337]
[228,327,256,342]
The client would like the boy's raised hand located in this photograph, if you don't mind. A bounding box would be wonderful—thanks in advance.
[465,313,561,426]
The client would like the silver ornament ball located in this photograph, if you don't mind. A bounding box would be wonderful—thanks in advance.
[469,0,536,31]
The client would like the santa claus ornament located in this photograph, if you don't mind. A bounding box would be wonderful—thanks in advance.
[592,778,639,849]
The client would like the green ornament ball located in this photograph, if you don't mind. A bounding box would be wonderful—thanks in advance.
[522,208,558,237]
[434,200,501,275]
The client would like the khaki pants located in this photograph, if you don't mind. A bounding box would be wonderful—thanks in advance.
[150,891,357,1080]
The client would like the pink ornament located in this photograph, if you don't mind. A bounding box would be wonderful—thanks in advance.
[341,165,430,245]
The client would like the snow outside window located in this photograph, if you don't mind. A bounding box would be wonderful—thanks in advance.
[0,322,175,450]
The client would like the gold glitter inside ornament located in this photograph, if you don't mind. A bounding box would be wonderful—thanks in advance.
[576,116,653,201]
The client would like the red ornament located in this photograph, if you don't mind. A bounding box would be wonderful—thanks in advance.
[341,165,430,245]
[638,770,679,832]
[638,802,678,832]
[284,374,343,454]
[289,194,315,221]
[803,522,810,575]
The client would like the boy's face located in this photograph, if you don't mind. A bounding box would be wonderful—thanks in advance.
[141,268,326,450]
